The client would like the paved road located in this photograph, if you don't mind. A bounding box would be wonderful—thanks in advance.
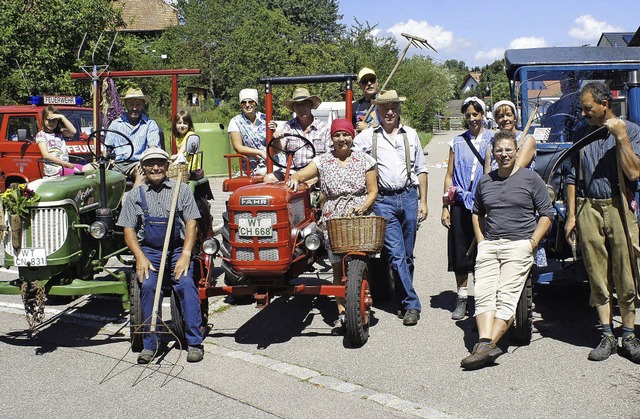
[1,131,639,418]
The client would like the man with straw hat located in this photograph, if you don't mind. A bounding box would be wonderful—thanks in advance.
[264,87,330,183]
[104,87,162,188]
[117,147,204,364]
[354,90,429,326]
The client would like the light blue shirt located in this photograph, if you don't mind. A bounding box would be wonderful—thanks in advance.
[105,113,161,161]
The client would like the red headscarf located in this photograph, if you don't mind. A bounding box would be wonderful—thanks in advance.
[330,118,355,138]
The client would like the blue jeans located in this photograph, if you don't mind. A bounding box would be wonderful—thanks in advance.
[374,188,421,312]
[140,246,203,350]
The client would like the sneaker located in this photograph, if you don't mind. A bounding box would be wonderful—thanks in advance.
[588,335,617,361]
[451,297,468,320]
[619,334,640,363]
[460,341,503,370]
[403,309,420,326]
[187,345,204,363]
[137,349,155,365]
[331,313,346,336]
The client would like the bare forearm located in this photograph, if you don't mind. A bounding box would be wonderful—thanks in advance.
[182,220,198,255]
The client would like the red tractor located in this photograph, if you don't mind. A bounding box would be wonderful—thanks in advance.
[204,74,381,346]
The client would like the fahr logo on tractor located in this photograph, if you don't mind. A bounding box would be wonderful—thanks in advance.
[0,95,95,191]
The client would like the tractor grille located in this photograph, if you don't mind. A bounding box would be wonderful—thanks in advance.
[5,207,68,256]
[290,196,305,225]
[232,210,280,261]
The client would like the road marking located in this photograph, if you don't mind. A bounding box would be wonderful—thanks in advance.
[207,344,455,418]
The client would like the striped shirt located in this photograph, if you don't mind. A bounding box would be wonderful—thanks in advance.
[105,113,161,161]
[116,177,201,241]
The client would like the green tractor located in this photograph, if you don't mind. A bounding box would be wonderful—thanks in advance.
[0,129,218,343]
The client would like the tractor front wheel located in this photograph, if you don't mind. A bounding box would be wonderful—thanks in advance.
[345,259,371,347]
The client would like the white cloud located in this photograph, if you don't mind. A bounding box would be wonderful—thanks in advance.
[509,37,548,49]
[385,19,453,51]
[568,15,624,41]
[475,48,505,63]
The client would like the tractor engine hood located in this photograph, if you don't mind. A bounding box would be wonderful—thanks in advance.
[28,171,126,211]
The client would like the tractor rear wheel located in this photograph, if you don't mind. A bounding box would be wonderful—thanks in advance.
[513,273,533,345]
[129,272,143,352]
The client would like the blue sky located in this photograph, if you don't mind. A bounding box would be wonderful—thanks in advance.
[338,0,640,67]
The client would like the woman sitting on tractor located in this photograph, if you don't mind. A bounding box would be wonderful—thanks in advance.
[286,118,378,335]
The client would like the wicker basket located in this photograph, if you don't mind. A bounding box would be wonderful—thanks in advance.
[167,163,189,183]
[326,215,387,254]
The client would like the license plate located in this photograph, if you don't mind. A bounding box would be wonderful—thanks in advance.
[238,218,273,237]
[14,248,47,267]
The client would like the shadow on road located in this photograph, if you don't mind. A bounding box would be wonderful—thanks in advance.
[209,294,379,349]
[431,283,600,352]
[533,282,600,349]
[0,295,128,354]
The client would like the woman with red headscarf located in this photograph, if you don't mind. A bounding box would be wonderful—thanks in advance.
[286,118,378,335]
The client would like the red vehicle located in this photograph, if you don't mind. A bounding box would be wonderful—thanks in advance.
[0,95,94,190]
[204,74,381,347]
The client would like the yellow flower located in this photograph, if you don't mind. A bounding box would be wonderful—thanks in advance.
[0,183,40,219]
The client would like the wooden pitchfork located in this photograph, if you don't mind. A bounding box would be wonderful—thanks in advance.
[361,32,437,123]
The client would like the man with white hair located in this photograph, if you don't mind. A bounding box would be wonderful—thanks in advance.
[117,146,204,364]
[354,90,429,326]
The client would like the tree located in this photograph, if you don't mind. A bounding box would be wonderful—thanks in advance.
[475,59,510,109]
[393,56,455,131]
[443,59,470,99]
[264,0,343,43]
[0,0,123,103]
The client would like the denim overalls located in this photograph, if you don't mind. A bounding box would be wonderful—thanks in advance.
[137,185,202,350]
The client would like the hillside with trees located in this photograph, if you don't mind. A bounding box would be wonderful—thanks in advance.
[0,0,503,132]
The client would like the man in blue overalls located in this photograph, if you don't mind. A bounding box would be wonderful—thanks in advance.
[117,147,204,364]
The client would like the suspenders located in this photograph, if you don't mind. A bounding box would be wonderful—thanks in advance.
[372,129,412,188]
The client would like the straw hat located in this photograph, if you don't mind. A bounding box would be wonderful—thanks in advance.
[284,87,322,111]
[121,87,150,104]
[371,90,406,105]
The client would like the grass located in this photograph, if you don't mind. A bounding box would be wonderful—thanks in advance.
[418,131,433,149]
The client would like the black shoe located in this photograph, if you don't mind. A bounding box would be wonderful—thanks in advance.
[461,341,503,370]
[451,297,468,320]
[588,335,617,361]
[331,313,346,336]
[619,334,640,363]
[187,345,204,363]
[403,309,420,326]
[137,349,155,364]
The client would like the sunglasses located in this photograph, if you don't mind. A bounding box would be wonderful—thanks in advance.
[360,77,377,85]
[241,100,256,106]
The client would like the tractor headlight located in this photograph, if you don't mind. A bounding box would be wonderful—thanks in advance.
[302,222,317,238]
[90,221,108,239]
[304,232,321,251]
[203,238,220,255]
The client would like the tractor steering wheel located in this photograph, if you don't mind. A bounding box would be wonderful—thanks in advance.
[87,129,135,162]
[266,132,316,171]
